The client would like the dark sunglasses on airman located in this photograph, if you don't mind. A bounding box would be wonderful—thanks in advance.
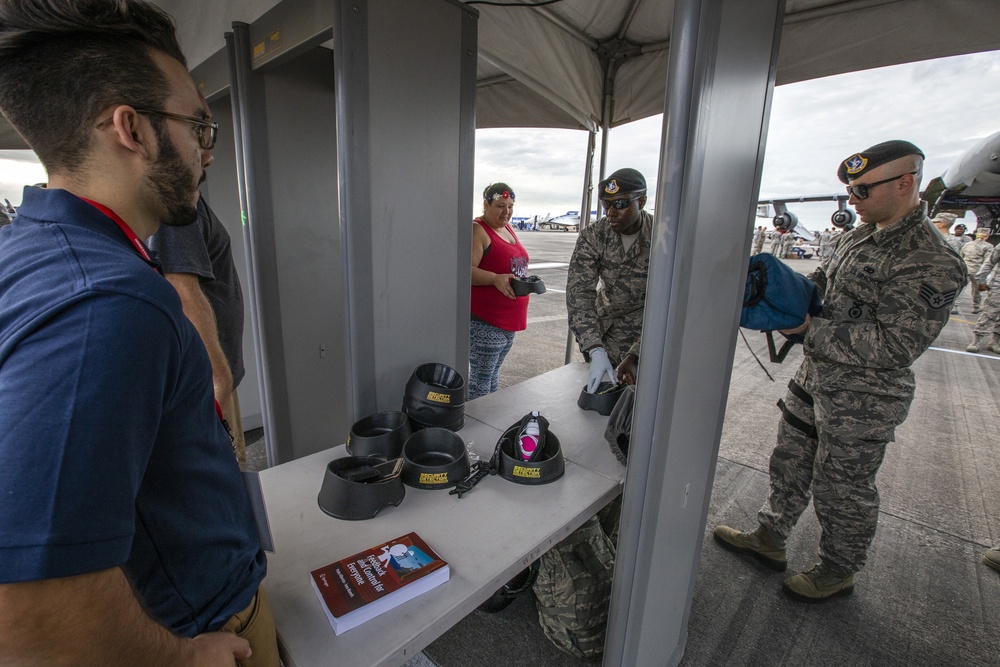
[601,196,641,211]
[845,171,916,200]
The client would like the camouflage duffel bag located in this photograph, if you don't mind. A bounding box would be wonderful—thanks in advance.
[532,514,615,661]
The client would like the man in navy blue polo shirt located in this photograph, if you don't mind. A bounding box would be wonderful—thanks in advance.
[0,1,274,665]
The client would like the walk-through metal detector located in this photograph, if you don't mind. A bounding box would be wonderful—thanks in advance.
[188,0,476,465]
[605,0,785,665]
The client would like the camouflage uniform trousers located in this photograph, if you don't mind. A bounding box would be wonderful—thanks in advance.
[753,238,765,255]
[968,277,985,310]
[757,378,910,575]
[972,273,1000,338]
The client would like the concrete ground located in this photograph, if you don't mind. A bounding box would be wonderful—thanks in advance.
[248,231,1000,666]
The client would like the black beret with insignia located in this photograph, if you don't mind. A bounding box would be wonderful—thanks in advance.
[837,140,925,184]
[599,168,647,197]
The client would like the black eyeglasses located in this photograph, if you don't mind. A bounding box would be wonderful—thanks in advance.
[96,108,218,150]
[601,196,640,211]
[845,172,916,200]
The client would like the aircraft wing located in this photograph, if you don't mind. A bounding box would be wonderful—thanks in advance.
[923,129,1000,232]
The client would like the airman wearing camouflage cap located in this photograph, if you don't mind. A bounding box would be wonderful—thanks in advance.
[714,139,967,602]
[566,167,651,390]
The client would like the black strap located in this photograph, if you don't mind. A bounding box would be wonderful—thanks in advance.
[776,398,817,439]
[449,460,491,498]
[744,259,768,308]
[787,379,814,406]
[765,331,796,363]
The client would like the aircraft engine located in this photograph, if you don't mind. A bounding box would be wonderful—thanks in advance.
[831,208,855,229]
[772,210,797,233]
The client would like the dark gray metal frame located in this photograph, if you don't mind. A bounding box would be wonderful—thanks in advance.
[227,24,295,466]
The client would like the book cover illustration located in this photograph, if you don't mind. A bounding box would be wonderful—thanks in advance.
[310,532,449,633]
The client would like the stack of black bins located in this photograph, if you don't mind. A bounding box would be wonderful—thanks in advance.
[402,363,466,431]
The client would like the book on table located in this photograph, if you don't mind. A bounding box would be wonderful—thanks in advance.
[309,531,450,635]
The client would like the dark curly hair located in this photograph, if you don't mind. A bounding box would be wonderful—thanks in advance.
[0,0,185,173]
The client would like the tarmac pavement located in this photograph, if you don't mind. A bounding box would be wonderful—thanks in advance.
[248,231,1000,666]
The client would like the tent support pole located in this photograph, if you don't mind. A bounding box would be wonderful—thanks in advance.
[603,0,785,664]
[564,129,597,364]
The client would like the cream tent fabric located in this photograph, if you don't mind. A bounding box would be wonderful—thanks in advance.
[1,0,999,148]
[469,0,1000,130]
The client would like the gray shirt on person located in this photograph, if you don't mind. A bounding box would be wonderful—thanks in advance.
[148,196,245,387]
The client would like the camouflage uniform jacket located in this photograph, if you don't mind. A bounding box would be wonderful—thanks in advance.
[799,207,966,400]
[961,239,994,276]
[974,244,1000,286]
[566,210,652,364]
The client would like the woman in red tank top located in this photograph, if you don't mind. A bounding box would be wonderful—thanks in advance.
[469,182,530,399]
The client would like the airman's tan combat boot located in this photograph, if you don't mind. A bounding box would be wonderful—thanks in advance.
[967,335,988,353]
[782,563,854,602]
[713,524,787,571]
[984,548,1000,573]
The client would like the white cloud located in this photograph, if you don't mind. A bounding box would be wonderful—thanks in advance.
[475,49,1000,232]
[0,151,46,206]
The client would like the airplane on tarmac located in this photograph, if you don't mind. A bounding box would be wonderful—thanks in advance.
[538,210,597,232]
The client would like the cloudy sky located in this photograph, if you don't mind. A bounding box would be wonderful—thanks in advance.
[3,48,999,234]
[475,48,1000,233]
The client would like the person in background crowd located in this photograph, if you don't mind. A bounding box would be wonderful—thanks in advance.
[752,226,766,254]
[469,182,530,399]
[567,168,652,390]
[148,193,248,462]
[966,240,1000,354]
[960,227,994,315]
[818,228,832,258]
[769,227,782,255]
[781,229,796,259]
[0,1,277,664]
[713,140,966,602]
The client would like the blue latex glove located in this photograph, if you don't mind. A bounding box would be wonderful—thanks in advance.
[587,347,617,393]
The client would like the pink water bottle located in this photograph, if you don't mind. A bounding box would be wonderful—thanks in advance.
[518,411,541,461]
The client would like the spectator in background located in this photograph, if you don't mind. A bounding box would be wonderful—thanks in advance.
[960,227,994,315]
[469,182,531,399]
[780,229,796,259]
[966,240,1000,354]
[752,226,766,254]
[148,193,247,462]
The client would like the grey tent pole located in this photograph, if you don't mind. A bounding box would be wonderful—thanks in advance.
[603,0,785,664]
[225,28,280,466]
[564,129,597,364]
[565,81,611,366]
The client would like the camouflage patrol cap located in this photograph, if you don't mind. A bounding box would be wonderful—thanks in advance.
[932,212,957,225]
[599,168,646,197]
[976,227,991,237]
[837,140,925,183]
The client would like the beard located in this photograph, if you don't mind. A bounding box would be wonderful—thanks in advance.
[147,122,201,227]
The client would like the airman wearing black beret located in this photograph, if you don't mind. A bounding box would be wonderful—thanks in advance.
[837,139,925,184]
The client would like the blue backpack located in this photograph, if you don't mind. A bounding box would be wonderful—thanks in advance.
[741,253,823,361]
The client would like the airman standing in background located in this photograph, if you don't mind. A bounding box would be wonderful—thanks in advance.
[960,227,994,314]
[966,241,1000,353]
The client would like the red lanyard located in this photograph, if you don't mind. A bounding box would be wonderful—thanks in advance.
[79,197,230,432]
[79,197,161,273]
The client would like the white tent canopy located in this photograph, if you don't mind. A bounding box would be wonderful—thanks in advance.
[474,0,1000,131]
[2,0,999,149]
